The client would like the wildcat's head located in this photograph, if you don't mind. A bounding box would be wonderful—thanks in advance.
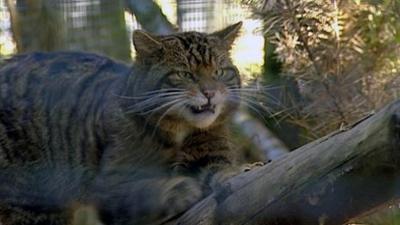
[130,22,242,129]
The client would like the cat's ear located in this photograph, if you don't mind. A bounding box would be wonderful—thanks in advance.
[211,21,243,48]
[132,30,163,56]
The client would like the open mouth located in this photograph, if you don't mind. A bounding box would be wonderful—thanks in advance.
[188,103,216,114]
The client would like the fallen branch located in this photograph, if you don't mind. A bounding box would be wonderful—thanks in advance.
[176,100,400,225]
[233,111,289,161]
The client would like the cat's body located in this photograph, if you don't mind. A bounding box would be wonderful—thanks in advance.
[0,22,246,225]
[0,52,122,168]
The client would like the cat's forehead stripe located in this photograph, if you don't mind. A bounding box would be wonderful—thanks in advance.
[168,33,215,67]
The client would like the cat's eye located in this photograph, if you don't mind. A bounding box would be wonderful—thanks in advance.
[215,68,237,83]
[177,71,193,80]
[167,71,194,85]
[216,69,224,78]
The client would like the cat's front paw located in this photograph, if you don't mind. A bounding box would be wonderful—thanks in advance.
[162,177,204,215]
[208,162,266,192]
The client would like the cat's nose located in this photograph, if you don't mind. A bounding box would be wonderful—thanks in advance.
[202,89,215,99]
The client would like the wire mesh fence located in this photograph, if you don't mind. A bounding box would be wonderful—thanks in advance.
[0,0,263,74]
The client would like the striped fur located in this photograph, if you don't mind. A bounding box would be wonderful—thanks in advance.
[0,22,245,225]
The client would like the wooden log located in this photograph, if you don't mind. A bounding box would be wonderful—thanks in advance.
[176,100,400,225]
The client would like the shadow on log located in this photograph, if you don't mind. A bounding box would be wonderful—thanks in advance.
[176,100,400,225]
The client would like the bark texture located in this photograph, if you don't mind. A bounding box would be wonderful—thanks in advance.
[176,100,400,225]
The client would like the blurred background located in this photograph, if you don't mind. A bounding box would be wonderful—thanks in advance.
[0,0,400,224]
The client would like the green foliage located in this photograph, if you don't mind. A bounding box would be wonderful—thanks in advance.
[244,0,400,138]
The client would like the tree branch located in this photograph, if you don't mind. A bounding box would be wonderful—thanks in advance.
[124,0,175,34]
[176,100,400,225]
[234,111,289,161]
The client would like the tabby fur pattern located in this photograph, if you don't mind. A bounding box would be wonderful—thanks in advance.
[0,22,248,225]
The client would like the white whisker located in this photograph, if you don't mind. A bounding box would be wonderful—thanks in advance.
[149,101,187,138]
[238,91,281,106]
[241,96,274,114]
[127,94,184,111]
[229,97,269,123]
[115,90,185,100]
[228,88,282,106]
[137,98,184,115]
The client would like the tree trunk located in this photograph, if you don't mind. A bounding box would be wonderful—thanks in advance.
[97,0,131,61]
[6,0,131,61]
[176,100,400,225]
[124,0,176,35]
[62,0,131,62]
[6,0,66,52]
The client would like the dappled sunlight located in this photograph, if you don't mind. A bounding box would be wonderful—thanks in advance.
[155,0,177,25]
[1,0,264,74]
[231,19,264,79]
[0,35,15,55]
[0,1,15,56]
[156,1,265,79]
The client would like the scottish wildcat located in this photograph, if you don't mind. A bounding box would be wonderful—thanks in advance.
[0,22,249,224]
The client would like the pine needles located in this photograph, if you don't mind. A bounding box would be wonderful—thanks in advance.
[244,0,400,138]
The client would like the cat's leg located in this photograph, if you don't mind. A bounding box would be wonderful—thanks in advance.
[0,165,90,225]
[91,170,204,225]
[0,204,70,225]
[177,141,266,193]
[0,202,103,225]
[173,156,245,194]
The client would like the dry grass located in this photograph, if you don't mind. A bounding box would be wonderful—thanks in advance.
[244,0,400,139]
